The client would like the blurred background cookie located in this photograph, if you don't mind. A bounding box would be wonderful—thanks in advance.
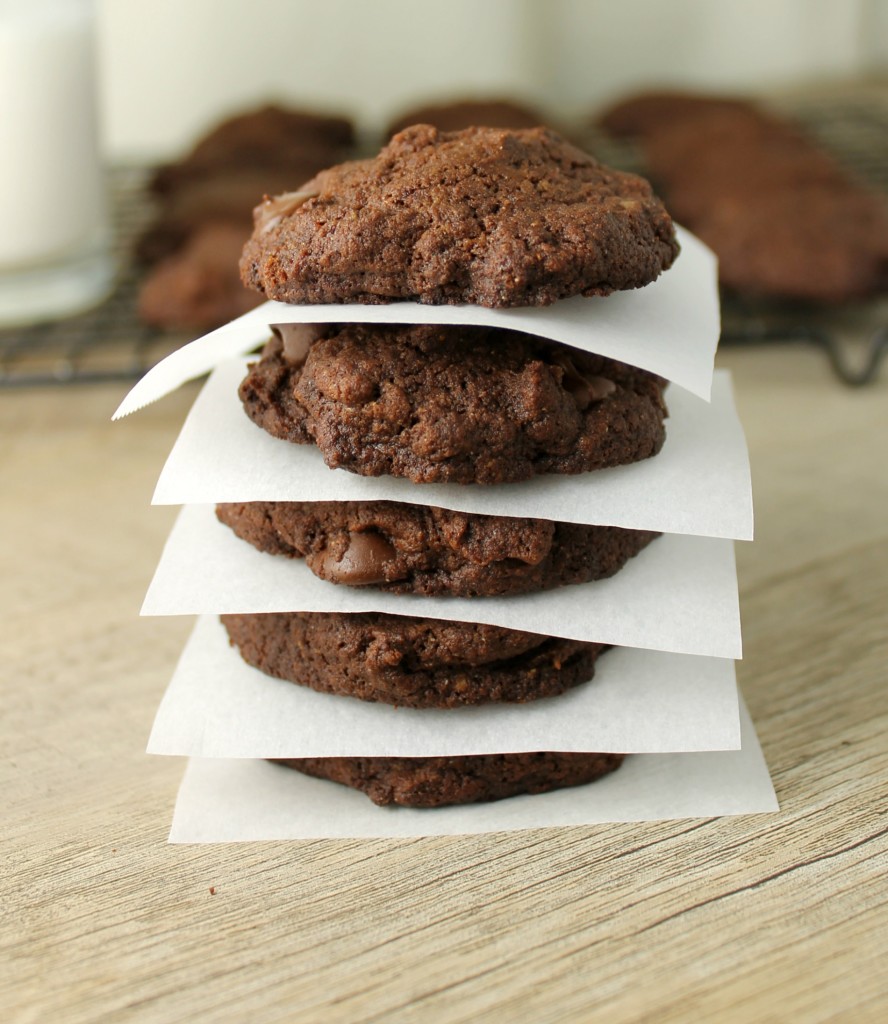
[135,103,356,332]
[596,89,888,304]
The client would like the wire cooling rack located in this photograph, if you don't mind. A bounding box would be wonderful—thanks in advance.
[2,99,887,388]
[0,167,188,388]
[582,95,888,387]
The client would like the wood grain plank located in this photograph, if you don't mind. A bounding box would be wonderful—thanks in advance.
[2,342,887,1024]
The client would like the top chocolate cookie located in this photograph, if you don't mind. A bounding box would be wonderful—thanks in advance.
[240,125,679,307]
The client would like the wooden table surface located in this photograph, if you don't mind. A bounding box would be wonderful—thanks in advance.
[2,342,886,1023]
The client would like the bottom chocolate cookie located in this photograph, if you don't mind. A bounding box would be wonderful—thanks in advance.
[222,611,607,709]
[271,752,625,807]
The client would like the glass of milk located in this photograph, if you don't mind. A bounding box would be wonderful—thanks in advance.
[0,0,113,325]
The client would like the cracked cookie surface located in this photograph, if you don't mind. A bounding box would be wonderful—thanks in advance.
[222,610,608,708]
[240,124,679,307]
[239,323,668,485]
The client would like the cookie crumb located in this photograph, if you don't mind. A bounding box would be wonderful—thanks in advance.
[209,886,217,895]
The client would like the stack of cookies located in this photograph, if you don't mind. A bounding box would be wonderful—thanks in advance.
[120,126,777,837]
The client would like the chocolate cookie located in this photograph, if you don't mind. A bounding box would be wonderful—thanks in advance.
[240,125,679,307]
[239,324,668,485]
[138,222,263,332]
[150,104,354,195]
[612,99,888,304]
[641,110,849,222]
[387,97,550,137]
[222,610,608,708]
[136,166,323,266]
[215,500,658,597]
[690,185,888,304]
[271,751,625,807]
[598,90,758,138]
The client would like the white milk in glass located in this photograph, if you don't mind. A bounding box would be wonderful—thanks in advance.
[0,0,113,324]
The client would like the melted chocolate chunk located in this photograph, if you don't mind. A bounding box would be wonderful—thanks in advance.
[256,189,320,235]
[315,531,399,586]
[271,322,326,366]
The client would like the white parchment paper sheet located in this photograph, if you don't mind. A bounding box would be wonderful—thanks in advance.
[153,364,752,540]
[142,505,742,658]
[114,226,718,419]
[148,615,740,757]
[166,697,776,842]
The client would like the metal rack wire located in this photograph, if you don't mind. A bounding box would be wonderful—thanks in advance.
[2,99,887,388]
[719,304,888,387]
[0,167,188,388]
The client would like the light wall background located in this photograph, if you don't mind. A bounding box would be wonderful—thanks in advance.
[96,0,888,160]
